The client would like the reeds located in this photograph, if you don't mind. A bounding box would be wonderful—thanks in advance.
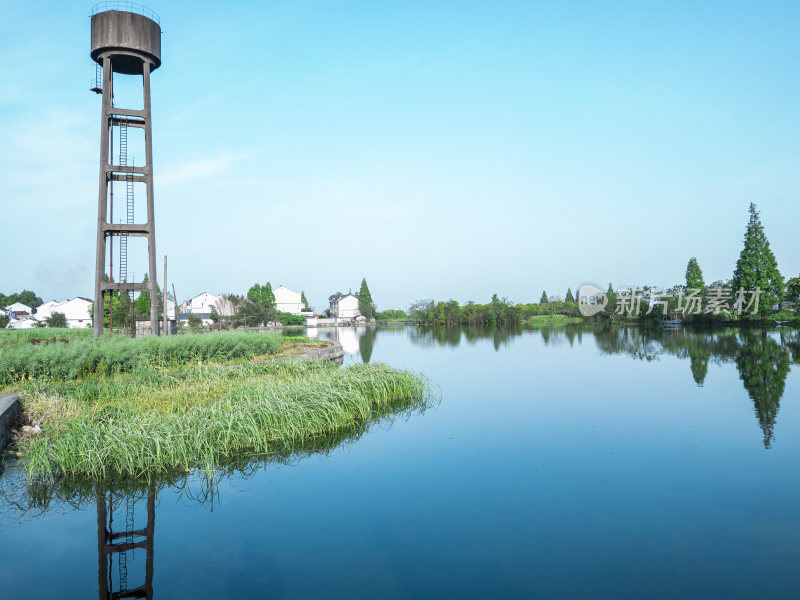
[0,331,282,383]
[17,360,431,480]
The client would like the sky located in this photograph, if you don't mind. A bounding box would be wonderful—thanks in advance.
[1,0,799,311]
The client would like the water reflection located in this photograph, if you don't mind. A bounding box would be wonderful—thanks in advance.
[312,326,385,363]
[409,324,525,350]
[408,324,799,449]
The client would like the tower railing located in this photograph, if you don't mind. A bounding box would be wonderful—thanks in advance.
[91,1,160,25]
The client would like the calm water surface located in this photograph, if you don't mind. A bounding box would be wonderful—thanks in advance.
[2,325,800,598]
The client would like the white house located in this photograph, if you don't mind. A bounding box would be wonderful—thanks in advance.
[7,317,39,329]
[35,300,65,321]
[330,294,360,320]
[6,302,32,315]
[181,292,221,315]
[180,292,222,327]
[274,286,303,315]
[57,298,93,328]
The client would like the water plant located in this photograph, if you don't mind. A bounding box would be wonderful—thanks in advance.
[16,359,431,480]
[0,331,282,383]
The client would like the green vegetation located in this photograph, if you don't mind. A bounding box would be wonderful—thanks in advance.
[0,290,43,310]
[15,359,430,480]
[685,257,705,290]
[0,330,282,384]
[278,312,305,326]
[732,203,785,319]
[526,315,583,326]
[44,312,67,328]
[375,309,409,321]
[411,295,523,326]
[358,278,376,320]
[228,283,277,326]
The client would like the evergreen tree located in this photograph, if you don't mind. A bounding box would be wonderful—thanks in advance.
[565,288,575,304]
[685,257,705,289]
[136,273,151,318]
[732,203,785,319]
[358,278,376,319]
[301,290,311,312]
[605,283,618,316]
[540,291,548,304]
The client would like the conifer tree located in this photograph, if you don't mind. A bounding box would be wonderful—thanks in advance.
[605,283,617,316]
[540,290,548,304]
[358,278,376,319]
[685,257,705,289]
[732,203,784,319]
[565,288,575,304]
[301,290,311,312]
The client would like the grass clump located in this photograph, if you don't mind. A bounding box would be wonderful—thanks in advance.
[0,331,282,384]
[16,359,432,480]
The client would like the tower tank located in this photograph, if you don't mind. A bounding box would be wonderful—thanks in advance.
[91,4,161,74]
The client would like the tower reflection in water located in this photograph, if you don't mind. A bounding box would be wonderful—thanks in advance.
[97,485,155,600]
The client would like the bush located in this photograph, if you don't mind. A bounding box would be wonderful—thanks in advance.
[0,331,282,383]
[278,312,305,326]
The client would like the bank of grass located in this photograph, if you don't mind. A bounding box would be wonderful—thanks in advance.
[524,315,584,326]
[16,359,431,480]
[0,330,283,384]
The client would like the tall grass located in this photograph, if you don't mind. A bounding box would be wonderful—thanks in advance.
[18,359,432,480]
[0,331,282,383]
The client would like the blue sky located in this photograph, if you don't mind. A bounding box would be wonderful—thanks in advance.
[1,0,798,310]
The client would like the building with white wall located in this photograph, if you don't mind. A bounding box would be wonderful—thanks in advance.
[274,286,303,315]
[57,298,93,328]
[329,294,360,320]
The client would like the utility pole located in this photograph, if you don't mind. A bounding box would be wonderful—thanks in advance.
[163,255,168,335]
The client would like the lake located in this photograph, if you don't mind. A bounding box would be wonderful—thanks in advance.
[2,325,800,598]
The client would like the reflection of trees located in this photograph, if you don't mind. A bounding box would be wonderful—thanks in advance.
[735,331,791,449]
[594,326,794,448]
[409,324,528,351]
[358,326,378,363]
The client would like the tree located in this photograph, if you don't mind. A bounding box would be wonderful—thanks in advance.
[565,288,575,304]
[786,276,800,306]
[301,291,312,312]
[685,257,705,289]
[605,283,618,317]
[1,290,43,310]
[0,314,9,329]
[539,291,548,304]
[45,312,67,328]
[328,291,343,301]
[358,278,376,319]
[247,283,276,309]
[187,314,203,330]
[732,203,785,319]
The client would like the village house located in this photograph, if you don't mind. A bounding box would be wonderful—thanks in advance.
[6,302,32,315]
[180,292,223,327]
[30,298,92,328]
[274,285,303,315]
[329,294,360,320]
[57,298,93,328]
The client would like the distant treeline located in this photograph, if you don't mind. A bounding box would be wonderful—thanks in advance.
[409,294,581,326]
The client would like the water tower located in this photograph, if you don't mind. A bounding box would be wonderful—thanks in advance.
[91,3,161,338]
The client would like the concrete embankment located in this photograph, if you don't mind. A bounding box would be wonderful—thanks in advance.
[1,394,20,453]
